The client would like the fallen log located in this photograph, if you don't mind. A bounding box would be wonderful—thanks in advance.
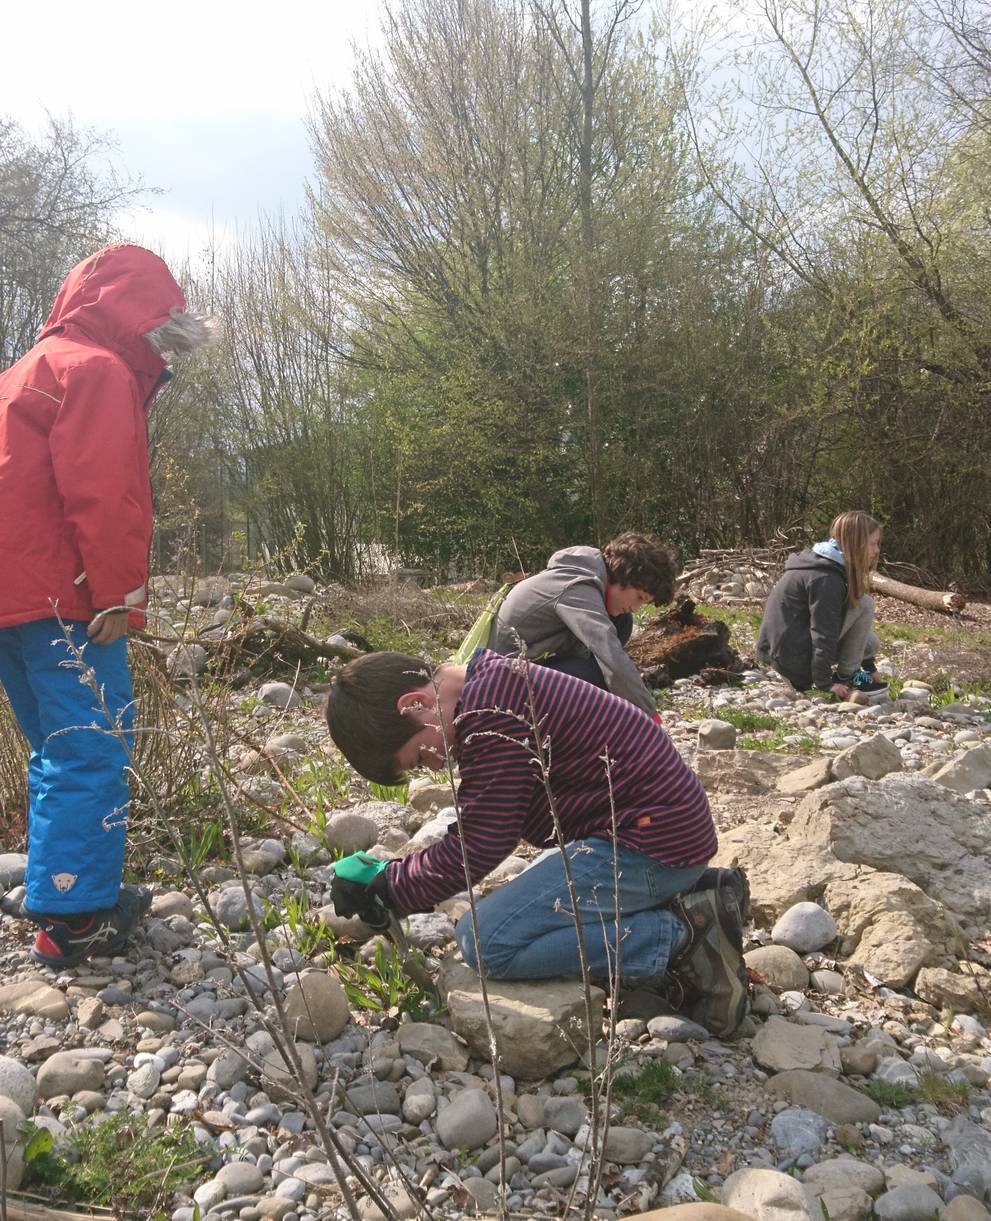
[870,572,966,614]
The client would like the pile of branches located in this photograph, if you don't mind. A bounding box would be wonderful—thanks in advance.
[679,531,967,615]
[676,528,804,591]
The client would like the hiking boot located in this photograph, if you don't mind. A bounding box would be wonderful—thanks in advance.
[667,887,749,1038]
[687,866,751,923]
[22,884,153,969]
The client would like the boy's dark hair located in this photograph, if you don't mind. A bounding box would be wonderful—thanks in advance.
[326,652,432,785]
[601,532,678,606]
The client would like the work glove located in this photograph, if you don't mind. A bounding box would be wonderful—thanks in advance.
[331,852,393,930]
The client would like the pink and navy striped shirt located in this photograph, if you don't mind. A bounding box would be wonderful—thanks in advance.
[386,649,716,915]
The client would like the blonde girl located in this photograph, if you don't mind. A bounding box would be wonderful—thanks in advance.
[756,511,886,698]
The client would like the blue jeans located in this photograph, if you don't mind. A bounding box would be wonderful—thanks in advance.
[456,838,706,981]
[0,619,133,913]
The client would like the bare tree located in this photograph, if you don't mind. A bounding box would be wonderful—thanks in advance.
[0,114,145,365]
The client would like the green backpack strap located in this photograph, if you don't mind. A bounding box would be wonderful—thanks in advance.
[451,583,511,665]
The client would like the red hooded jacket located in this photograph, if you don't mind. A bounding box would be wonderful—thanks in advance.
[0,245,185,630]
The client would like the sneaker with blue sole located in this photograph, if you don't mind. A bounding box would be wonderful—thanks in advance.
[22,884,153,969]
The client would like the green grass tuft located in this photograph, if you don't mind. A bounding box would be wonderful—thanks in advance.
[22,1112,209,1215]
[609,1059,681,1120]
[918,1070,971,1112]
[861,1079,919,1108]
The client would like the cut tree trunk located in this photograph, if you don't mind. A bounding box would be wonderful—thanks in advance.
[870,573,966,613]
[627,598,749,688]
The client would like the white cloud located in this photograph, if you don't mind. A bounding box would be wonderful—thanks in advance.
[0,0,383,254]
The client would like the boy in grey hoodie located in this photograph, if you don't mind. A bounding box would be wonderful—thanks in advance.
[489,533,677,716]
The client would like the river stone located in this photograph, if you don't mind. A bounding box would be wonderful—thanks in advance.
[744,946,811,991]
[212,885,264,931]
[765,1070,881,1124]
[753,1017,842,1074]
[543,1095,586,1136]
[398,1023,470,1071]
[401,1077,436,1123]
[0,853,27,886]
[355,1184,421,1220]
[772,902,838,953]
[126,1062,160,1098]
[0,1055,37,1115]
[258,681,301,709]
[346,1080,401,1115]
[215,1159,266,1194]
[0,980,70,1022]
[256,1200,297,1220]
[771,1107,830,1156]
[407,777,454,812]
[206,1047,250,1089]
[603,1126,653,1164]
[0,1097,26,1190]
[647,1014,711,1041]
[789,775,991,923]
[325,812,378,854]
[942,1115,991,1173]
[37,1052,105,1098]
[873,1184,946,1221]
[439,959,604,1078]
[698,719,737,750]
[722,1167,825,1221]
[167,643,207,677]
[814,1187,874,1221]
[803,1158,885,1196]
[696,749,805,794]
[930,745,991,794]
[831,734,903,782]
[435,1088,497,1150]
[245,1031,318,1100]
[943,1201,991,1221]
[284,972,350,1042]
[914,967,988,1014]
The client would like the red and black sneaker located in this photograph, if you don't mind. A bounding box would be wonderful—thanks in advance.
[22,884,153,969]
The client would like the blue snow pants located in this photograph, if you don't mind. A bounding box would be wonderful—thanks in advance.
[0,619,133,913]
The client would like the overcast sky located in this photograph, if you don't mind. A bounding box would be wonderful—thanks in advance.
[1,1,384,265]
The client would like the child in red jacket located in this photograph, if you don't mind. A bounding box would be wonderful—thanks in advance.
[0,245,214,967]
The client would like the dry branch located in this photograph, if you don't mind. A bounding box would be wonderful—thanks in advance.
[0,1199,113,1221]
[194,615,364,684]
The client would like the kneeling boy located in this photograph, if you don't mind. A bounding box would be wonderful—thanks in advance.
[326,647,749,1036]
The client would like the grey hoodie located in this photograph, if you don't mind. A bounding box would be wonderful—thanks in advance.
[489,545,657,714]
[756,545,847,690]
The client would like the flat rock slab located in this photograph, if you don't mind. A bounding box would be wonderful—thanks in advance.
[765,1069,882,1124]
[439,959,604,1079]
[791,775,991,922]
[398,1023,470,1071]
[777,756,834,795]
[752,1017,842,1074]
[0,979,70,1022]
[697,749,805,794]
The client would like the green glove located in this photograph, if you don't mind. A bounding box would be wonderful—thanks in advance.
[332,852,392,928]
